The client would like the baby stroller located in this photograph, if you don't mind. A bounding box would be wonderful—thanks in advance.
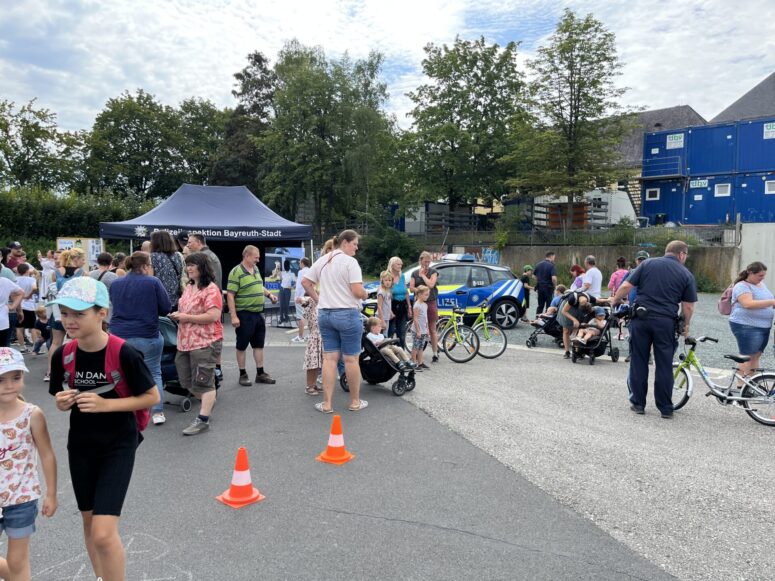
[339,317,417,396]
[526,315,563,348]
[569,307,621,365]
[159,316,193,412]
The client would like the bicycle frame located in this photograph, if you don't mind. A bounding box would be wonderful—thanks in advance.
[675,343,773,405]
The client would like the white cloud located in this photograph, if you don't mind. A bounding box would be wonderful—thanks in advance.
[0,0,773,130]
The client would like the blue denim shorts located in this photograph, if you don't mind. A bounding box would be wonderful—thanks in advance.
[318,309,362,356]
[729,321,770,355]
[0,499,38,539]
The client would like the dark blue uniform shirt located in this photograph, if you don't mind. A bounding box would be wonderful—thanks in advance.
[626,255,697,318]
[533,259,556,287]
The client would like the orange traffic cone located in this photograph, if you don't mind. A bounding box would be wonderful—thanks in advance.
[316,415,355,465]
[216,447,266,508]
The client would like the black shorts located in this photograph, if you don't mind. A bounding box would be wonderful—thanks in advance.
[21,310,35,329]
[235,310,266,351]
[68,441,137,516]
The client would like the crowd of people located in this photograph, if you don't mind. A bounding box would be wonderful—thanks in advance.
[2,231,773,580]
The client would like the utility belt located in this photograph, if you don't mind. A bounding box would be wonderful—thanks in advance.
[630,303,685,334]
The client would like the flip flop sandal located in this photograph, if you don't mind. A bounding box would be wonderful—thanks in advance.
[314,402,333,413]
[348,399,369,412]
[306,385,320,396]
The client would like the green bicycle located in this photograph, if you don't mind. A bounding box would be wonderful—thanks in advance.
[432,307,480,363]
[468,299,507,359]
[672,336,775,426]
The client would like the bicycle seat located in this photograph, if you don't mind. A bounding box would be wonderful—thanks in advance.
[452,308,467,315]
[724,354,751,364]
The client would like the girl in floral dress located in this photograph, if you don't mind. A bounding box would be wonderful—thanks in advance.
[302,298,323,396]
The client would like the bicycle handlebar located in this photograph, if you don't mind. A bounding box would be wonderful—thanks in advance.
[685,336,719,346]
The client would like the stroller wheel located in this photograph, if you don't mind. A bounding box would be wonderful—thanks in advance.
[392,379,406,396]
[180,398,192,413]
[610,347,620,362]
[571,351,578,363]
[526,339,533,348]
[404,374,416,392]
[530,337,538,347]
[588,355,596,365]
[340,374,350,392]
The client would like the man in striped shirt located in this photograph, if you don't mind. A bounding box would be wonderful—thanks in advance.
[227,245,278,386]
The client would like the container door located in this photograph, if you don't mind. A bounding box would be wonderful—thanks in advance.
[687,124,736,175]
[738,119,775,173]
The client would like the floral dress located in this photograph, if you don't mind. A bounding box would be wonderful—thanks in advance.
[303,299,322,371]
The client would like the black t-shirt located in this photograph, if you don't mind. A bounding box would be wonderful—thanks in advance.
[34,319,51,340]
[533,260,556,287]
[49,342,155,447]
[411,267,440,301]
[520,274,531,297]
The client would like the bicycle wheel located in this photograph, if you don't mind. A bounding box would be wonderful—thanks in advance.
[436,316,450,335]
[672,364,692,411]
[473,322,507,359]
[441,325,479,363]
[741,372,775,426]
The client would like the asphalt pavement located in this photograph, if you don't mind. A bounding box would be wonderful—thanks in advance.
[8,325,671,581]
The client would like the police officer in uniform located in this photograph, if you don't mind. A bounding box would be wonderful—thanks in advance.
[612,240,697,418]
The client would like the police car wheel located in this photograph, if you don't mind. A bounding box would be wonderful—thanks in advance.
[492,300,518,329]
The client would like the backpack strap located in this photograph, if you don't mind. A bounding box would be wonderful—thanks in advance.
[104,335,127,397]
[62,340,78,390]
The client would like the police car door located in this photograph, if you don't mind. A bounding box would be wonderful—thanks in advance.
[466,266,490,312]
[435,265,471,315]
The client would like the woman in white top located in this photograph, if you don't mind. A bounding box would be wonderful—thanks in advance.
[302,230,369,413]
[279,260,296,324]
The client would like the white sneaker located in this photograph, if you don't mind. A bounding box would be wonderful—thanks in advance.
[291,336,306,343]
[152,412,166,425]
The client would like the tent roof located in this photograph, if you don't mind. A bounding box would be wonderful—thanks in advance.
[100,184,312,241]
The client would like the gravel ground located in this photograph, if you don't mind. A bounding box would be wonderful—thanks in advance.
[405,336,775,580]
[507,293,765,371]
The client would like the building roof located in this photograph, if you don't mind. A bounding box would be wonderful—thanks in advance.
[710,72,775,123]
[619,105,707,168]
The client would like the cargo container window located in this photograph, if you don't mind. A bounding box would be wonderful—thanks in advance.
[766,181,775,195]
[645,188,659,201]
[714,184,731,197]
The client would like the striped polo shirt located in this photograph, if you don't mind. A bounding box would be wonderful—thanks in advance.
[227,264,265,312]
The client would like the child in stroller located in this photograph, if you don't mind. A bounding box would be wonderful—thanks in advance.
[340,312,417,396]
[526,285,566,348]
[366,317,416,371]
[569,305,621,365]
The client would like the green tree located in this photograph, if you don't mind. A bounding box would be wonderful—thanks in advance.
[406,36,526,209]
[176,98,228,185]
[503,10,635,226]
[0,99,82,190]
[84,89,184,199]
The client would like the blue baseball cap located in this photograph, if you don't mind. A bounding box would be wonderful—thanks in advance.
[594,307,606,316]
[48,277,110,311]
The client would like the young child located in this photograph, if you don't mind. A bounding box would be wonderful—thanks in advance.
[15,263,38,352]
[530,285,566,326]
[573,306,608,344]
[0,347,58,581]
[302,297,322,396]
[376,271,394,332]
[411,285,431,370]
[519,265,534,322]
[366,317,415,371]
[32,306,51,355]
[48,277,159,581]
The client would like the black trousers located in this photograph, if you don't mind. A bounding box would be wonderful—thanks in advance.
[535,285,554,315]
[627,316,678,414]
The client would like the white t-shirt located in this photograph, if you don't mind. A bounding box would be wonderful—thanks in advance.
[0,278,22,330]
[296,267,309,298]
[304,251,363,310]
[367,332,384,346]
[16,276,37,311]
[583,267,603,298]
[280,270,296,289]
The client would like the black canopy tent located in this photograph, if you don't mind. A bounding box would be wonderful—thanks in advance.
[100,184,313,285]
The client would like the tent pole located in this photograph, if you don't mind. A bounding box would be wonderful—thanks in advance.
[130,240,133,253]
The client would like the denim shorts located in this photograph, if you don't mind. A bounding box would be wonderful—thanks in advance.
[729,321,770,355]
[0,499,38,539]
[318,308,362,356]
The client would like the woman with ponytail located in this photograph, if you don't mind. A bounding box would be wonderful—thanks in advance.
[729,262,775,380]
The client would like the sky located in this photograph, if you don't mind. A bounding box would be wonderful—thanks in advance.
[1,0,773,131]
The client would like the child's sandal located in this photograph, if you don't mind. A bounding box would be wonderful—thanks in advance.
[305,385,320,396]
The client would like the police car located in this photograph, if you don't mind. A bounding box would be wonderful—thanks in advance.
[366,255,525,328]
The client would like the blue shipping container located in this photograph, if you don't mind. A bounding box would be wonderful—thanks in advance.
[737,118,775,173]
[641,179,685,224]
[684,175,736,225]
[735,172,775,222]
[641,130,688,178]
[687,123,737,175]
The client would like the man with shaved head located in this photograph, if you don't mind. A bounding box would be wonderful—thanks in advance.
[227,245,278,386]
